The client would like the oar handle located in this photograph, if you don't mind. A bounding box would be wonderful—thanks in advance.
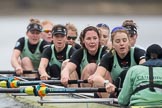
[0,70,38,74]
[23,70,38,74]
[68,80,88,84]
[17,80,88,87]
[18,80,88,86]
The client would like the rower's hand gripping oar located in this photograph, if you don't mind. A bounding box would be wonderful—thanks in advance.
[0,77,88,88]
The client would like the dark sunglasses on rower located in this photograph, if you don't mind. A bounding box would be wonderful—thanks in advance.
[43,30,52,33]
[67,36,77,40]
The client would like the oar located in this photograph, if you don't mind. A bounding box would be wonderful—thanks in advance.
[0,77,88,88]
[0,70,38,74]
[17,79,87,86]
[0,85,107,97]
[16,77,59,81]
[0,77,59,81]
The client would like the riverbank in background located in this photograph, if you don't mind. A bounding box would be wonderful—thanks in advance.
[0,0,162,16]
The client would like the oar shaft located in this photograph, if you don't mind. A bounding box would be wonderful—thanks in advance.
[0,86,107,96]
[0,88,21,93]
[19,77,59,81]
[0,78,7,81]
[0,70,38,74]
[17,80,88,86]
[46,87,106,93]
[17,80,58,86]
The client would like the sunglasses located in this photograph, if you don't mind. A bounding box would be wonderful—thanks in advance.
[96,23,109,29]
[67,36,77,40]
[43,30,52,33]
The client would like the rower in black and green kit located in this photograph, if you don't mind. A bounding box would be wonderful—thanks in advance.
[11,18,49,78]
[38,24,76,80]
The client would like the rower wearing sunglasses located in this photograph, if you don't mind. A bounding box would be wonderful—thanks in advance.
[11,18,50,78]
[66,23,81,50]
[41,20,54,43]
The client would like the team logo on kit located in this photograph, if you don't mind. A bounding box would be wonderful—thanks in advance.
[15,42,20,47]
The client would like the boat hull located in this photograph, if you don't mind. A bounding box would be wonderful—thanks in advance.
[9,93,119,108]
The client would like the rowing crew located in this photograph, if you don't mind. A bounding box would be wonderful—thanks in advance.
[9,18,162,106]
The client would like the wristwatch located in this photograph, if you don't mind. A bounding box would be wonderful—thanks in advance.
[104,80,109,87]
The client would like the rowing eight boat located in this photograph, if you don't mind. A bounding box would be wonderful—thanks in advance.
[8,93,119,108]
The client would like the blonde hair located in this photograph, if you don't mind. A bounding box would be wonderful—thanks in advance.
[41,20,54,27]
[66,23,78,36]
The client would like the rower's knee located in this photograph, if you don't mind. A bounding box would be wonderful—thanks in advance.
[81,63,97,87]
[81,63,97,79]
[21,57,34,70]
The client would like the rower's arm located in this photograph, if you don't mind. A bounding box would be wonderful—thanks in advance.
[61,62,77,86]
[38,58,49,78]
[11,49,21,69]
[139,58,146,64]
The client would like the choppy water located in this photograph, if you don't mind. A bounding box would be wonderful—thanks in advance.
[0,94,24,108]
[0,15,162,107]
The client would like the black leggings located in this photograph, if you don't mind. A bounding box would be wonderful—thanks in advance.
[49,64,61,79]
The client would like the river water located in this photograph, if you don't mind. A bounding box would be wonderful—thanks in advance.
[0,15,162,107]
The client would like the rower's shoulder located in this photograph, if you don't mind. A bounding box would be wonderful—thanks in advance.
[134,45,146,51]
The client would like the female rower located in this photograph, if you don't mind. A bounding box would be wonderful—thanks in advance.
[41,20,54,43]
[38,24,76,80]
[105,44,162,106]
[65,23,81,50]
[11,18,49,78]
[88,26,146,97]
[122,19,145,50]
[61,26,109,87]
[96,23,112,50]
